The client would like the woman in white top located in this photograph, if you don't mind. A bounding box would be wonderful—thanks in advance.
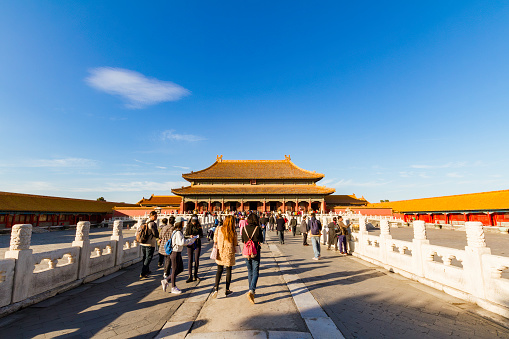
[161,217,197,294]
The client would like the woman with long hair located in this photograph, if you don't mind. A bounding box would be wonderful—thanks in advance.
[185,214,203,283]
[213,215,238,297]
[242,213,264,304]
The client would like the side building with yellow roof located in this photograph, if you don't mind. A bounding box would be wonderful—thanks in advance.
[369,189,509,226]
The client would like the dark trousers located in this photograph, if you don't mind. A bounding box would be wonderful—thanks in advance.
[141,246,154,276]
[302,232,308,245]
[187,244,201,278]
[158,252,165,266]
[278,230,284,244]
[215,265,232,290]
[245,251,261,293]
[292,226,297,236]
[168,251,181,287]
[163,254,171,276]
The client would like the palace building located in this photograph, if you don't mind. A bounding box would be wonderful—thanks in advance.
[171,155,338,213]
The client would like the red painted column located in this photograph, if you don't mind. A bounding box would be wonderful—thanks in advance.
[221,200,225,211]
[487,212,493,226]
[6,214,11,228]
[281,201,285,213]
[180,200,184,214]
[240,201,244,212]
[263,201,266,213]
[208,201,212,212]
[444,213,449,225]
[464,213,469,223]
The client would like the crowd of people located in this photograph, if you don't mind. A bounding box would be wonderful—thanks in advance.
[135,209,351,303]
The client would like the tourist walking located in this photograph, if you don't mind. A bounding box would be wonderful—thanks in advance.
[242,213,264,304]
[213,215,238,297]
[327,217,338,251]
[185,214,203,283]
[269,213,275,231]
[239,215,248,234]
[158,216,175,278]
[337,216,348,254]
[260,213,268,244]
[276,213,286,244]
[308,212,322,260]
[137,211,160,278]
[157,218,168,267]
[289,216,297,236]
[161,217,198,294]
[300,215,309,246]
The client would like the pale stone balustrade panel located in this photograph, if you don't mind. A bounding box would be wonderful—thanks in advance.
[421,244,467,292]
[31,247,80,297]
[385,239,414,272]
[121,236,141,263]
[0,259,15,307]
[482,254,509,309]
[88,240,116,276]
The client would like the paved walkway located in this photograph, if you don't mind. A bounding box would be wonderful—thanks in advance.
[1,231,509,338]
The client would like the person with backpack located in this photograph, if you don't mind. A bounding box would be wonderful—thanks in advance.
[269,213,275,231]
[161,217,198,294]
[185,214,204,283]
[276,214,286,244]
[212,215,238,297]
[300,215,309,246]
[242,213,264,304]
[158,216,175,279]
[137,211,159,278]
[307,212,322,260]
[157,218,169,268]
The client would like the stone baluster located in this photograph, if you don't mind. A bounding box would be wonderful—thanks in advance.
[111,220,124,266]
[72,221,91,279]
[5,224,34,303]
[412,220,429,277]
[464,221,491,299]
[379,219,392,264]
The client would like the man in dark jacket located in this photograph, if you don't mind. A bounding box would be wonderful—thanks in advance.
[139,211,159,278]
[300,215,309,245]
[276,214,286,244]
[289,217,297,236]
[242,213,264,304]
[327,217,338,251]
[308,213,322,260]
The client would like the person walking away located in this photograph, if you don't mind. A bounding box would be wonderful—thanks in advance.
[239,215,248,234]
[337,216,348,254]
[158,216,175,279]
[300,215,309,246]
[138,211,159,278]
[157,218,168,267]
[289,216,297,237]
[242,213,264,304]
[276,214,286,244]
[185,214,203,283]
[327,217,338,251]
[213,215,238,297]
[308,213,322,260]
[260,213,268,244]
[269,213,276,231]
[161,217,198,294]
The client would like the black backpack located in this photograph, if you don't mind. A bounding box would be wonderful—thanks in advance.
[136,223,150,243]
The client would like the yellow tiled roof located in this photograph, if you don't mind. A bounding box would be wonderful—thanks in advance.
[325,194,368,205]
[0,191,136,213]
[369,189,509,212]
[137,195,182,206]
[172,184,335,196]
[182,156,324,180]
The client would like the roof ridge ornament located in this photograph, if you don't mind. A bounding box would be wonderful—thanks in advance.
[217,155,223,162]
[285,155,291,161]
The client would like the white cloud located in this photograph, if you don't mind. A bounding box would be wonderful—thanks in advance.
[173,165,190,170]
[410,161,467,169]
[332,179,390,187]
[29,158,98,168]
[155,166,167,169]
[446,172,464,178]
[85,67,190,109]
[161,130,205,142]
[72,181,187,192]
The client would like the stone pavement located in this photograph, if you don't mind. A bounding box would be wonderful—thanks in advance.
[272,230,509,338]
[2,230,509,338]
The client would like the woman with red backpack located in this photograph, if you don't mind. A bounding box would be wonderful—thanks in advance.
[242,213,264,304]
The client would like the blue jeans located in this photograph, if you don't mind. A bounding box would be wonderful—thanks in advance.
[311,236,321,258]
[261,225,266,243]
[141,245,155,276]
[338,235,346,252]
[245,251,261,293]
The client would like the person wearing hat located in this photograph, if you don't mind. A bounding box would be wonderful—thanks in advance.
[185,214,204,283]
[161,216,198,294]
[300,215,309,246]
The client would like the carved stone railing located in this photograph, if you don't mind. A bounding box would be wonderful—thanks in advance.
[349,220,509,318]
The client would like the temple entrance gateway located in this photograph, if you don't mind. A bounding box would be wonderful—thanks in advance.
[249,201,258,211]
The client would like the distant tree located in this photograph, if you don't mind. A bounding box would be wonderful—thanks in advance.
[380,199,390,203]
[384,200,389,202]
[97,197,106,202]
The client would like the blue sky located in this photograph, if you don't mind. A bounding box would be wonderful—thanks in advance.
[1,1,508,203]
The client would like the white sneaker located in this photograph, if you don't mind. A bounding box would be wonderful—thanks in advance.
[163,274,168,279]
[312,257,319,261]
[161,279,168,292]
[171,287,182,294]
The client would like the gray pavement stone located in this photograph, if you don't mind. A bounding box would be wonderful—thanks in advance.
[268,230,509,339]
